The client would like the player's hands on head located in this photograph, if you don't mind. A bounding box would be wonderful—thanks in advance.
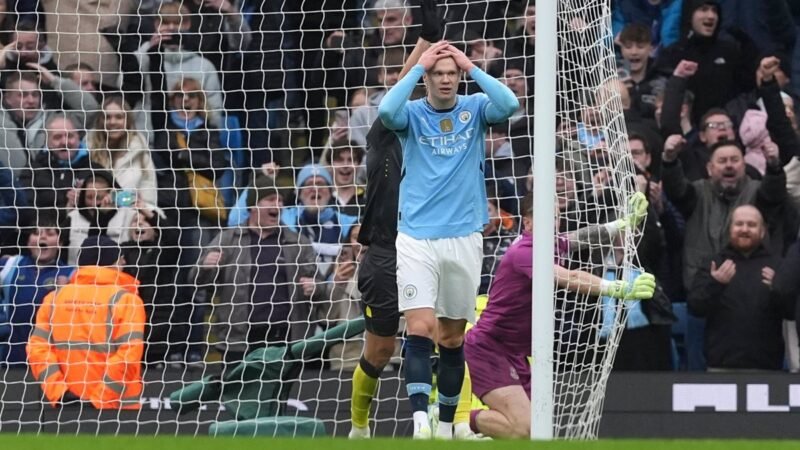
[418,0,444,43]
[418,40,450,70]
[441,44,475,72]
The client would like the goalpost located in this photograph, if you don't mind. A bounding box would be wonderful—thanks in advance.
[0,0,641,439]
[533,0,643,440]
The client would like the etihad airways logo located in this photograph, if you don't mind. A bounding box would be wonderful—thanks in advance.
[418,127,475,147]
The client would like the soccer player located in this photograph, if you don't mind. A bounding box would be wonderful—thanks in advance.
[465,192,657,439]
[377,36,519,438]
[350,0,492,440]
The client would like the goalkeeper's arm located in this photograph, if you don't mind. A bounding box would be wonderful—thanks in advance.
[554,265,656,301]
[566,192,649,253]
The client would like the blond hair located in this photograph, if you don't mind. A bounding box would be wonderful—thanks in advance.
[88,96,138,169]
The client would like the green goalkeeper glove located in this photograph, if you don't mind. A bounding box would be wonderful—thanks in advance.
[601,272,656,300]
[615,192,649,231]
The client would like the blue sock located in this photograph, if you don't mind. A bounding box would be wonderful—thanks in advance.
[404,335,434,413]
[437,343,464,424]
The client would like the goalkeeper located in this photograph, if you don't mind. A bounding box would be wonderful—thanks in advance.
[465,192,656,439]
[349,0,478,440]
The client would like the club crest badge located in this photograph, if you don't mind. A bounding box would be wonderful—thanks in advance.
[403,284,418,300]
[459,111,471,123]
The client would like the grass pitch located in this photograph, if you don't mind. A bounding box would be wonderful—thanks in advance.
[1,436,798,450]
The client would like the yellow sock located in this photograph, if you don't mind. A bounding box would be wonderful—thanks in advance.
[351,362,379,428]
[454,363,472,425]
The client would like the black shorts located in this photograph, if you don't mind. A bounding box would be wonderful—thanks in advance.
[358,243,400,337]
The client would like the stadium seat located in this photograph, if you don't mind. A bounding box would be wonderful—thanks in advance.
[670,302,688,370]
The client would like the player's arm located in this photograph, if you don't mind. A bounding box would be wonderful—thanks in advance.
[565,192,649,253]
[378,41,449,130]
[554,265,656,301]
[377,66,423,130]
[440,45,518,123]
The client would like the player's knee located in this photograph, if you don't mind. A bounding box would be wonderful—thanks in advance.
[404,314,436,338]
[438,333,464,349]
[364,339,395,369]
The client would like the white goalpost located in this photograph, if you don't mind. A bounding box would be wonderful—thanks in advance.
[533,0,643,440]
[531,0,557,440]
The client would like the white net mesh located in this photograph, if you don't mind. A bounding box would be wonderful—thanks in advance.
[0,0,641,439]
[551,0,642,439]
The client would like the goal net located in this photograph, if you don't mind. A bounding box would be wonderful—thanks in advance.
[0,0,641,439]
[549,0,642,439]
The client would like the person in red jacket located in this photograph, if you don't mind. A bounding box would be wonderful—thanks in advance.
[28,235,146,409]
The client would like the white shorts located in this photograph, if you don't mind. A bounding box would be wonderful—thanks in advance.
[396,231,482,322]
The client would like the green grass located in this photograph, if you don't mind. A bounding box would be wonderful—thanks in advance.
[1,436,799,450]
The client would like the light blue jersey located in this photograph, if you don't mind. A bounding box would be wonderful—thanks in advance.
[378,64,519,240]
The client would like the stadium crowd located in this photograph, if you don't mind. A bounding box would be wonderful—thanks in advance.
[1,0,800,386]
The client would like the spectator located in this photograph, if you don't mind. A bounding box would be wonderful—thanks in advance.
[661,140,787,291]
[137,1,224,132]
[484,121,519,215]
[688,205,793,370]
[181,0,252,73]
[348,48,405,147]
[329,143,366,218]
[40,0,138,90]
[65,170,138,266]
[0,158,25,252]
[667,108,738,181]
[631,135,687,300]
[618,23,667,120]
[464,31,504,78]
[0,215,72,365]
[152,77,228,227]
[0,72,94,174]
[657,63,697,138]
[0,20,58,89]
[238,0,302,168]
[120,209,184,367]
[325,225,365,370]
[717,0,796,70]
[655,0,758,125]
[726,56,794,128]
[26,61,101,130]
[18,114,91,212]
[64,62,99,94]
[479,196,516,295]
[87,96,158,207]
[0,0,17,46]
[504,4,536,61]
[322,0,418,106]
[28,235,145,409]
[193,175,323,363]
[499,58,535,175]
[152,77,229,364]
[612,0,684,53]
[282,164,358,280]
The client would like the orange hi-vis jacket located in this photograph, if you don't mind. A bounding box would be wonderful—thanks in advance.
[27,266,146,409]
